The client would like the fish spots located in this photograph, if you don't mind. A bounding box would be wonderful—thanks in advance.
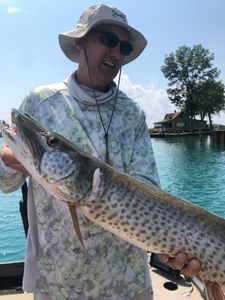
[121,221,129,226]
[111,203,118,208]
[84,183,225,288]
[214,264,220,271]
[108,213,117,220]
[94,205,103,210]
[94,213,101,219]
[168,244,175,253]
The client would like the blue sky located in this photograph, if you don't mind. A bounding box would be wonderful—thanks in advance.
[1,0,225,126]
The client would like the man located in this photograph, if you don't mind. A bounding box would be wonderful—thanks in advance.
[0,4,201,300]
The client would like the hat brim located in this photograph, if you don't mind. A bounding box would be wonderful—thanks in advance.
[58,19,147,65]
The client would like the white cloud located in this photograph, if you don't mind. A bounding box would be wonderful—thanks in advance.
[212,112,225,125]
[7,6,28,14]
[120,74,225,127]
[120,74,176,128]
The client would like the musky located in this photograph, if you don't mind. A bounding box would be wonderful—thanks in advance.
[1,0,225,127]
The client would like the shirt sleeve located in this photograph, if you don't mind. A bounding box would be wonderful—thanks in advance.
[0,93,31,193]
[128,112,160,187]
[0,155,26,193]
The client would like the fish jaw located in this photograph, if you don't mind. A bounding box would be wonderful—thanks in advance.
[1,122,62,197]
[1,121,38,175]
[2,109,97,204]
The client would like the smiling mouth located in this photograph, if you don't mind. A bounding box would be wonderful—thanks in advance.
[103,60,115,68]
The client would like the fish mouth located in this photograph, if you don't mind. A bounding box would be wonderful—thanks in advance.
[0,119,18,142]
[11,109,46,142]
[10,109,47,172]
[11,109,43,132]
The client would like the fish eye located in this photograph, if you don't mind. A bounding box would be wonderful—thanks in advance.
[47,136,58,147]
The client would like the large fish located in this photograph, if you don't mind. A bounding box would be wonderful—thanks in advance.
[1,109,225,292]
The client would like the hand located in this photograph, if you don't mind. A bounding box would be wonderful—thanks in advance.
[158,252,201,277]
[0,143,28,174]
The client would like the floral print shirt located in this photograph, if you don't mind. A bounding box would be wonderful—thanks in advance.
[0,73,159,300]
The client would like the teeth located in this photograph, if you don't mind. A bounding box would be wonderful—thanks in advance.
[104,60,115,68]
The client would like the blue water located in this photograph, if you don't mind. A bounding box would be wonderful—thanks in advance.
[0,135,225,262]
[152,135,225,218]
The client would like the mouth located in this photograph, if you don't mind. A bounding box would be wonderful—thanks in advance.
[103,59,115,69]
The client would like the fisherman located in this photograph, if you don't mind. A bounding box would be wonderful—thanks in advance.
[0,4,203,300]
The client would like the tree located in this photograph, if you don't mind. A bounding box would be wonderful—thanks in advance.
[193,80,225,129]
[161,44,220,124]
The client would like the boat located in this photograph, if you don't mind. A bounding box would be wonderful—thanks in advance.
[0,254,207,299]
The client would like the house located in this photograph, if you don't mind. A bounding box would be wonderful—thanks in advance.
[154,111,208,133]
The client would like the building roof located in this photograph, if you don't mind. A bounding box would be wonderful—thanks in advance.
[154,111,182,124]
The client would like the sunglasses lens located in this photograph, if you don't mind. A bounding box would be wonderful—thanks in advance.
[96,30,133,56]
[100,32,118,48]
[120,42,133,55]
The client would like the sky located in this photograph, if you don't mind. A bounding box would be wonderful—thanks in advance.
[0,0,225,127]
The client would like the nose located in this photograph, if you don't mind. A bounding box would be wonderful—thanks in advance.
[109,43,122,58]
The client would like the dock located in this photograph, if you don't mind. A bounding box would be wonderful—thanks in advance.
[212,130,225,146]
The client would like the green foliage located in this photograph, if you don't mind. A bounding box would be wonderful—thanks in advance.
[194,80,225,117]
[161,44,223,123]
[149,128,155,134]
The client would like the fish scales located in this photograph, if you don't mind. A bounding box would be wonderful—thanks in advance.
[1,109,225,292]
[81,166,225,287]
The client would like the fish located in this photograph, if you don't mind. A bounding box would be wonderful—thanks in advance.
[1,108,225,292]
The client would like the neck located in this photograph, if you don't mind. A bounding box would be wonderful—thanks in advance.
[75,70,109,92]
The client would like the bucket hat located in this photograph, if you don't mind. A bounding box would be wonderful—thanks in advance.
[58,3,147,65]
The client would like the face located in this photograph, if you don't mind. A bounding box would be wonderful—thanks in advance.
[76,24,131,91]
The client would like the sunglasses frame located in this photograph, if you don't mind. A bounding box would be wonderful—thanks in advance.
[92,30,133,56]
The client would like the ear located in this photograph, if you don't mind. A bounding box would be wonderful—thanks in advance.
[75,39,84,51]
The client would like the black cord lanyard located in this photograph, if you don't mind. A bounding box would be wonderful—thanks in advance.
[92,68,121,164]
[83,43,122,164]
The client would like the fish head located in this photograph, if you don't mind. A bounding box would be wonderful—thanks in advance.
[0,109,97,204]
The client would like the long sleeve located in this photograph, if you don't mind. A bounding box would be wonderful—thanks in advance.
[128,112,160,187]
[0,156,26,193]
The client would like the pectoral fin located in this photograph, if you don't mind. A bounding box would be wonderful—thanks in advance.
[68,205,84,248]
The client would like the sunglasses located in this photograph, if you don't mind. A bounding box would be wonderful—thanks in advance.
[92,30,133,56]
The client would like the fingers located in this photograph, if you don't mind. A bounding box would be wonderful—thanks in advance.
[158,253,170,263]
[0,143,28,174]
[181,257,201,277]
[0,143,12,166]
[159,252,202,277]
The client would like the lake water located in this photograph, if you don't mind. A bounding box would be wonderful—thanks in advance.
[0,135,225,262]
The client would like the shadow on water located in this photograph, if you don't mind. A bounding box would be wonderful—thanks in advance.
[151,135,225,219]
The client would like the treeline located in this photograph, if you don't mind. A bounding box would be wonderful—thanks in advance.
[161,44,225,129]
